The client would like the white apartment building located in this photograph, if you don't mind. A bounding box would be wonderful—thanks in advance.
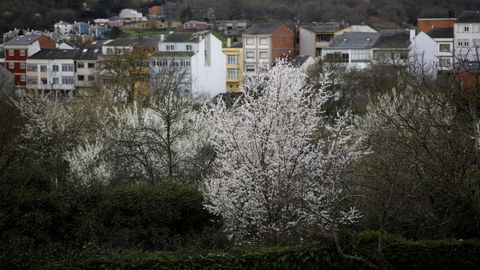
[75,48,101,89]
[298,23,341,58]
[154,31,226,98]
[454,11,480,62]
[119,9,145,22]
[425,28,454,70]
[54,21,73,36]
[26,49,79,92]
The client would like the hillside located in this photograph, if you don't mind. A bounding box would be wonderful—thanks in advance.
[1,0,480,35]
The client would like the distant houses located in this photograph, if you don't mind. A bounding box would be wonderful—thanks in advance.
[1,8,480,96]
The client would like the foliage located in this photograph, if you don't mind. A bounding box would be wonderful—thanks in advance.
[206,61,365,244]
[0,168,222,269]
[354,86,480,239]
[42,232,480,270]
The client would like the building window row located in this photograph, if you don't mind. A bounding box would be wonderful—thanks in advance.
[227,55,238,64]
[62,64,74,72]
[227,68,238,78]
[62,76,74,85]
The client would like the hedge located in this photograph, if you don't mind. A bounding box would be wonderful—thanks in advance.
[54,233,480,270]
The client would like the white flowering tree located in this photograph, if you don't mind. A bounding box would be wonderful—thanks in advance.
[205,61,364,244]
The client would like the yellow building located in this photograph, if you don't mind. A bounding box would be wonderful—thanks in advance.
[222,38,243,93]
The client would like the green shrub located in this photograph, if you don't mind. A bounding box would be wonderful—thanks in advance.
[58,233,480,270]
[0,167,70,268]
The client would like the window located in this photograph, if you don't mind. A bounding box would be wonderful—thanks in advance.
[246,51,255,59]
[41,78,47,85]
[171,61,179,67]
[27,65,37,72]
[458,39,469,47]
[88,63,95,69]
[259,38,268,45]
[316,35,331,42]
[62,64,74,72]
[78,75,85,81]
[157,59,168,66]
[227,55,238,64]
[26,77,37,85]
[228,68,238,78]
[186,45,192,51]
[316,48,322,57]
[20,75,25,82]
[20,50,26,57]
[439,43,451,52]
[439,58,451,67]
[259,51,268,59]
[78,62,85,68]
[88,75,95,81]
[20,63,26,70]
[107,48,114,54]
[8,62,14,69]
[246,38,254,45]
[464,26,470,32]
[166,45,175,51]
[52,65,59,72]
[8,50,14,56]
[40,65,47,72]
[326,52,349,62]
[52,78,59,84]
[180,60,190,67]
[62,76,74,85]
[246,65,255,72]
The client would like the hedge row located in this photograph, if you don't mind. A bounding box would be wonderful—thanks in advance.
[57,233,480,270]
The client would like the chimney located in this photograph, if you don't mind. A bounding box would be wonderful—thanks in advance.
[227,37,231,47]
[160,34,165,42]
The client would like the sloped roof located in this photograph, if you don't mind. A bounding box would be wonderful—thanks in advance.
[426,28,454,39]
[245,23,290,35]
[374,30,411,49]
[292,55,313,67]
[75,48,102,60]
[457,10,480,23]
[29,49,81,60]
[105,38,139,47]
[326,32,380,49]
[231,42,243,48]
[301,24,340,33]
[163,32,198,43]
[4,35,42,46]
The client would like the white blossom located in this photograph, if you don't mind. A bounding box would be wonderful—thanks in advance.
[205,60,365,243]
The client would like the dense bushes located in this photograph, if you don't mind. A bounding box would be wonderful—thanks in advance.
[50,232,480,269]
[0,168,221,269]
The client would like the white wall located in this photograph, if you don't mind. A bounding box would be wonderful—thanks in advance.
[26,58,76,90]
[454,22,480,61]
[190,33,226,98]
[409,32,439,75]
[299,28,316,57]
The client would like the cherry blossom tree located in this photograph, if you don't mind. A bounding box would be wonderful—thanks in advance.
[205,61,365,244]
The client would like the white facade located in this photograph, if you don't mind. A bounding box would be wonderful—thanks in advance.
[321,48,374,70]
[26,58,76,91]
[156,32,226,98]
[335,25,377,35]
[243,35,271,72]
[454,22,480,61]
[409,32,439,75]
[119,9,145,22]
[299,27,316,57]
[54,21,73,35]
[435,37,454,70]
